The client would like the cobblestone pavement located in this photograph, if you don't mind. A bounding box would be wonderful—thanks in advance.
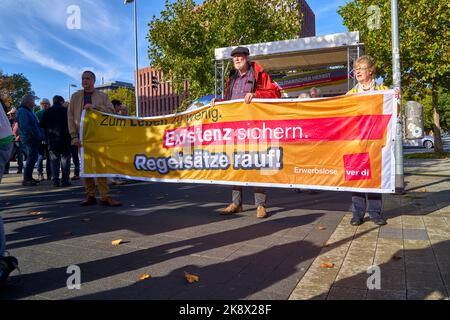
[289,159,450,300]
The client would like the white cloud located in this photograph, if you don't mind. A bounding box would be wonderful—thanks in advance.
[16,39,80,79]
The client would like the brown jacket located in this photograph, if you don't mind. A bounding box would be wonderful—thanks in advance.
[68,89,114,141]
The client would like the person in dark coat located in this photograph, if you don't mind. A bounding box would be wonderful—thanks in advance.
[40,95,72,187]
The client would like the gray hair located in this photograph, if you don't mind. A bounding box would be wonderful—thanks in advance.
[21,94,35,106]
[310,87,321,96]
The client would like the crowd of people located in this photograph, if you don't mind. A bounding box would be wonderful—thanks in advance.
[0,46,393,285]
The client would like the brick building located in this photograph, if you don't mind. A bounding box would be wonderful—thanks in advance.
[137,67,189,117]
[299,0,315,38]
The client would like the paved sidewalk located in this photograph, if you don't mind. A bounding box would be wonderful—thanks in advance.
[0,158,449,300]
[289,159,450,300]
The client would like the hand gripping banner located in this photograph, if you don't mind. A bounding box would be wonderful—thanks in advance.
[80,90,396,193]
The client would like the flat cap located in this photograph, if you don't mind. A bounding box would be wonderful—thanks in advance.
[231,46,250,57]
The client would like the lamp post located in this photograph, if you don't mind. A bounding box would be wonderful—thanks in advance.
[391,0,404,194]
[69,84,77,100]
[124,0,140,117]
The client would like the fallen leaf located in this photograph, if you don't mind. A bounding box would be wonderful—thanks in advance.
[38,217,48,221]
[392,255,402,261]
[139,274,151,281]
[323,241,330,247]
[112,239,124,246]
[320,262,335,268]
[184,271,200,283]
[417,188,427,193]
[317,225,326,230]
[63,231,73,236]
[29,211,41,215]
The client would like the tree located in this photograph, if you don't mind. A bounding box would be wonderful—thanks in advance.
[338,1,449,152]
[0,71,35,108]
[419,88,449,133]
[105,87,136,116]
[147,0,300,109]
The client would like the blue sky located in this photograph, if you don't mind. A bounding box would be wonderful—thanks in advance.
[0,0,349,103]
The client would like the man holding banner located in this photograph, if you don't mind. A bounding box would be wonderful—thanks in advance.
[68,70,122,207]
[214,46,281,219]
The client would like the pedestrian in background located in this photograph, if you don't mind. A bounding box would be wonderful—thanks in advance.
[16,94,44,186]
[40,95,72,187]
[35,98,52,181]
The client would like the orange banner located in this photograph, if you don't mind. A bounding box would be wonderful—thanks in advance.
[81,90,397,193]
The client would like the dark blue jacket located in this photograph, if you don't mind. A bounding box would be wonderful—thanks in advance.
[16,105,44,145]
[40,103,71,151]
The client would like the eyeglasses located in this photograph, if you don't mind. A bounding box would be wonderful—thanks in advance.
[354,67,369,72]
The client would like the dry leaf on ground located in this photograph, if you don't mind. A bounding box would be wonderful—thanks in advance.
[317,226,326,230]
[184,271,200,283]
[139,274,151,281]
[320,262,335,268]
[29,211,41,215]
[38,217,47,221]
[111,239,124,246]
[392,255,402,261]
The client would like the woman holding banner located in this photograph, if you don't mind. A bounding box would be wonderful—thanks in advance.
[346,55,388,226]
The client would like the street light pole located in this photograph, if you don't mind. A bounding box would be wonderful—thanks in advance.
[391,0,404,194]
[124,0,140,117]
[69,84,77,100]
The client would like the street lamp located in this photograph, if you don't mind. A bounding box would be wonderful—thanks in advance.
[69,84,77,100]
[124,0,140,117]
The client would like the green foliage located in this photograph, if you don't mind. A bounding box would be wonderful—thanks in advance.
[105,87,136,116]
[338,1,449,95]
[0,71,35,108]
[147,0,300,108]
[418,88,449,132]
[338,0,450,151]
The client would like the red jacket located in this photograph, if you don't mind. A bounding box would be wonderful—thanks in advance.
[224,61,281,100]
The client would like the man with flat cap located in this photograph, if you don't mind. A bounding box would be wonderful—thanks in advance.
[213,46,281,219]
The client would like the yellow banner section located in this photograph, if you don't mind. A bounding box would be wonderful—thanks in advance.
[81,90,396,193]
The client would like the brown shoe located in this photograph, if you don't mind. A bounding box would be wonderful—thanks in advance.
[256,206,267,219]
[100,197,122,207]
[81,196,97,206]
[220,203,243,215]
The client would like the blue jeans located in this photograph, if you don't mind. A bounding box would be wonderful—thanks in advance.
[23,143,39,182]
[49,148,71,184]
[37,143,51,178]
[0,142,13,257]
[352,192,383,219]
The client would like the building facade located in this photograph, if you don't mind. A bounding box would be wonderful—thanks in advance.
[299,0,315,38]
[95,81,134,93]
[137,67,189,117]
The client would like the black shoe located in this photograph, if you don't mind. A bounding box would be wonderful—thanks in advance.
[61,181,72,187]
[0,256,19,285]
[31,178,40,184]
[371,217,387,226]
[3,171,8,175]
[22,180,37,186]
[71,175,80,181]
[53,180,60,187]
[16,170,22,174]
[350,217,364,226]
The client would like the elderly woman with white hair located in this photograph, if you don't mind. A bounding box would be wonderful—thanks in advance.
[346,55,388,226]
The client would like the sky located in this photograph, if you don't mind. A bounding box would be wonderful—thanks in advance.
[0,0,349,103]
